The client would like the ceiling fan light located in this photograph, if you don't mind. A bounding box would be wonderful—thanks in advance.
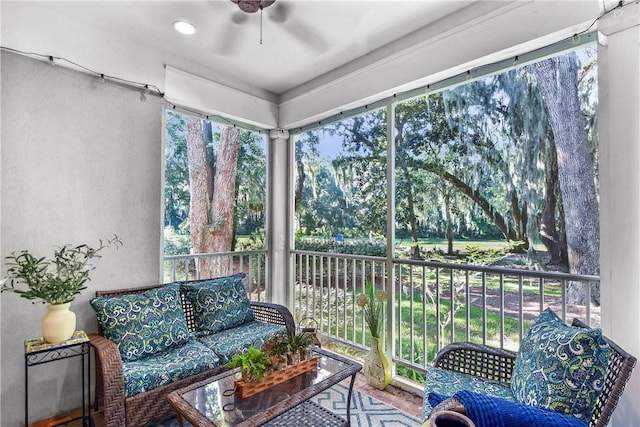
[173,20,196,35]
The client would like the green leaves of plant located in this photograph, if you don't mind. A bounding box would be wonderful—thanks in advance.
[1,234,122,305]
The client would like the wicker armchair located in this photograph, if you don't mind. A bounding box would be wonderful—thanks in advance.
[90,283,295,427]
[432,319,637,427]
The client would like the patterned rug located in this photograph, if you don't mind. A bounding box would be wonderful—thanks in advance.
[150,383,421,427]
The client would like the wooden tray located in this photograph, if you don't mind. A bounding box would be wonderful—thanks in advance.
[234,356,318,398]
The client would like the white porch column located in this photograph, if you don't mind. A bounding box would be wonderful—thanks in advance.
[267,129,292,308]
[599,3,640,426]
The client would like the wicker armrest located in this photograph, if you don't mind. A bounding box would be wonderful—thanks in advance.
[434,342,517,386]
[251,301,296,334]
[90,333,126,427]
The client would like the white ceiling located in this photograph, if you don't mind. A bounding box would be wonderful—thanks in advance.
[3,1,475,100]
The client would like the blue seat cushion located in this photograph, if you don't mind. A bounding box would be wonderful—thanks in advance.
[122,340,220,397]
[422,367,514,421]
[197,321,287,364]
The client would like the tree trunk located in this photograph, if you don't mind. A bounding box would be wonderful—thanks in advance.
[186,117,212,276]
[444,192,454,255]
[539,138,567,266]
[531,54,600,305]
[208,125,241,275]
[186,120,240,278]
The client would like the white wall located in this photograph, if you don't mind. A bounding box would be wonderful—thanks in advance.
[598,4,640,426]
[0,51,163,426]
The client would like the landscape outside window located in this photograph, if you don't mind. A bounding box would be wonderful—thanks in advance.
[164,111,267,285]
[292,44,598,381]
[162,43,598,383]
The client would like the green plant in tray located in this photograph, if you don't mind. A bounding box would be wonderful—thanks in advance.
[226,346,270,382]
[287,329,313,363]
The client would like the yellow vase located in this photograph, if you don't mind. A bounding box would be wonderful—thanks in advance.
[363,336,391,390]
[42,303,76,344]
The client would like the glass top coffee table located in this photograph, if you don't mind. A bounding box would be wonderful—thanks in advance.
[167,347,362,427]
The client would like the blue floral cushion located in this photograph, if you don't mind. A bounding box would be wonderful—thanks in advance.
[422,366,514,420]
[180,273,255,335]
[91,283,191,362]
[510,308,610,422]
[122,340,220,397]
[197,321,286,364]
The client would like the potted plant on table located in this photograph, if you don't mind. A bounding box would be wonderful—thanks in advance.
[226,346,270,382]
[263,332,289,370]
[356,284,391,390]
[287,329,313,365]
[1,235,122,343]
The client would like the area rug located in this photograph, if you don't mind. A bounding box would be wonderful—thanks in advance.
[149,383,422,427]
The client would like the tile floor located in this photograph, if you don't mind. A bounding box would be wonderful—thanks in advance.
[349,373,424,420]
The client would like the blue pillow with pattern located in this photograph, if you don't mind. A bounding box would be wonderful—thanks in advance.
[180,273,254,335]
[510,308,610,422]
[91,283,191,362]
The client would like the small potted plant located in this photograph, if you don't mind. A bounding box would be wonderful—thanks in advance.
[263,332,289,370]
[1,235,122,343]
[287,329,313,365]
[226,346,270,383]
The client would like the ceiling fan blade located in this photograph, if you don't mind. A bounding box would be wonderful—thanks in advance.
[231,10,249,25]
[268,1,291,24]
[281,18,329,54]
[210,11,246,56]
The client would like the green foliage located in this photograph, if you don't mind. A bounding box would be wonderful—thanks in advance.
[465,245,504,264]
[226,346,270,382]
[356,283,387,338]
[2,235,122,305]
[263,332,290,357]
[237,230,266,250]
[163,227,191,255]
[295,238,386,257]
[292,47,597,272]
[287,329,313,354]
[164,111,190,231]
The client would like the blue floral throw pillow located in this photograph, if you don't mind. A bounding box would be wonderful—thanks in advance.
[510,308,611,422]
[91,283,191,362]
[180,273,254,335]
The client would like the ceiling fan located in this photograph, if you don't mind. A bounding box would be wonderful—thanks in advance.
[230,0,285,45]
[231,0,276,14]
[224,0,327,52]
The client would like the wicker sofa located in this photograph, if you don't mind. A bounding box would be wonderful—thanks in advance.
[89,274,295,427]
[423,315,637,427]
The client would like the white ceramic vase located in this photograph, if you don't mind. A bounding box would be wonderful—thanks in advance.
[42,303,76,344]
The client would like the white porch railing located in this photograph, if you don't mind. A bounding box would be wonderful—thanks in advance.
[163,250,268,301]
[292,250,600,382]
[163,249,600,383]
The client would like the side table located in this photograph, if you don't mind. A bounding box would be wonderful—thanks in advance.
[25,330,92,427]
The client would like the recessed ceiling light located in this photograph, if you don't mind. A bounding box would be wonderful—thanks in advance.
[173,21,196,35]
